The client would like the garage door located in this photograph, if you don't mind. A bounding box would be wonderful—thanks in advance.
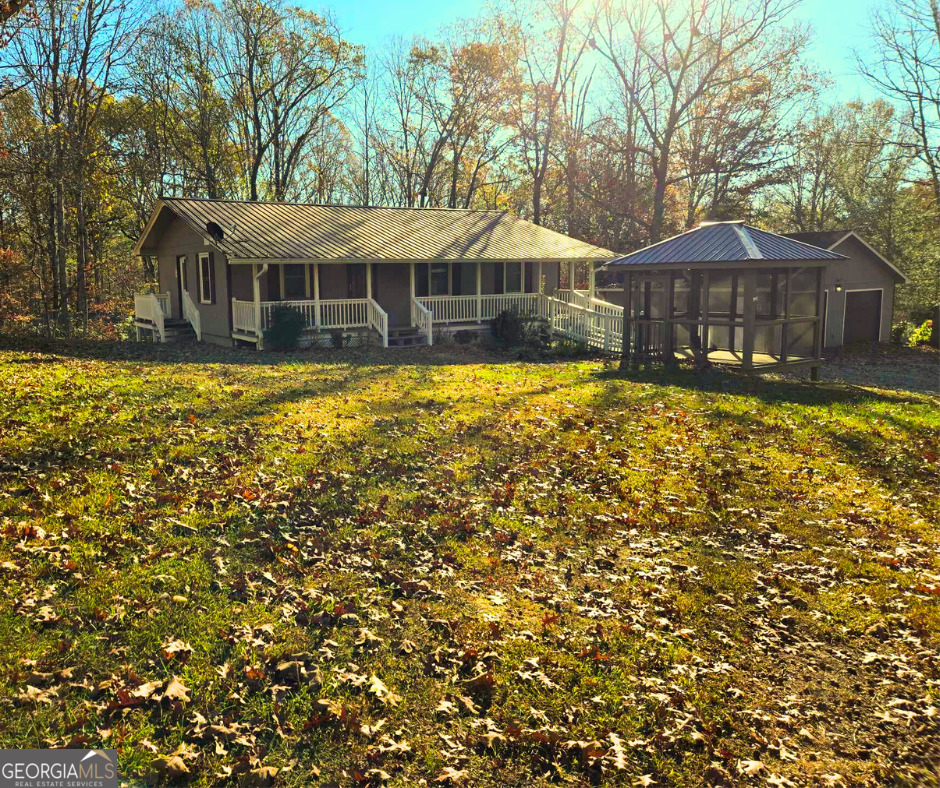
[843,290,882,344]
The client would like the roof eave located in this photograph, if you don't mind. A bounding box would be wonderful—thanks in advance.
[602,257,838,271]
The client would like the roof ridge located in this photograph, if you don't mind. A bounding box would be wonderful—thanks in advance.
[162,196,508,215]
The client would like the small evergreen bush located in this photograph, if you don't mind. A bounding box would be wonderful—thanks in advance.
[264,305,307,350]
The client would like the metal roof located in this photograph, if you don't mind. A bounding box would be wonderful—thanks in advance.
[784,230,908,283]
[783,230,852,248]
[606,221,846,268]
[135,198,616,262]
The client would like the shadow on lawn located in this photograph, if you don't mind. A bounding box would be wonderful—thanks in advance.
[0,336,524,368]
[593,364,934,409]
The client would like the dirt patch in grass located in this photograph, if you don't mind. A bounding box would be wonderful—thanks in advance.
[0,341,937,787]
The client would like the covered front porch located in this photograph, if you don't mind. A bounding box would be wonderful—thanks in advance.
[228,259,571,348]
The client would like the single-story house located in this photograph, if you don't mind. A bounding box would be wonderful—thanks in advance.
[132,198,616,348]
[782,230,908,347]
[604,221,848,377]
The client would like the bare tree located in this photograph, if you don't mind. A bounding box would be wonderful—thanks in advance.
[221,0,363,201]
[858,0,940,218]
[593,0,804,242]
[505,0,596,225]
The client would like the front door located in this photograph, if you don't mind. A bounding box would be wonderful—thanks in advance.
[843,290,881,344]
[373,263,410,327]
[176,255,187,318]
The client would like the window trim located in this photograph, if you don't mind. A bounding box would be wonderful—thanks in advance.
[199,252,214,305]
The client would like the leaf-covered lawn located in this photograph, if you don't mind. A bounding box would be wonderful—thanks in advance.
[1,342,938,787]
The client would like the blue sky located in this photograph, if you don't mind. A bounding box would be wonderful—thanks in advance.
[313,0,881,103]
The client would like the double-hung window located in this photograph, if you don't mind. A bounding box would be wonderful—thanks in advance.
[199,252,214,304]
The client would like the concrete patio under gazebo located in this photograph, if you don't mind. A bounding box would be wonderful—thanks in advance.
[604,221,847,379]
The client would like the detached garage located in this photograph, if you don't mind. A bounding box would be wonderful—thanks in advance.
[783,231,908,348]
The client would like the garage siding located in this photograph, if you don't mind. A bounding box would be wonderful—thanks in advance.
[822,236,896,347]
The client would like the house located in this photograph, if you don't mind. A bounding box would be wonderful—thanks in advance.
[132,198,616,348]
[782,231,908,347]
[604,221,847,378]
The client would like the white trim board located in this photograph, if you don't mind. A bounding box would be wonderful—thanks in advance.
[840,287,884,344]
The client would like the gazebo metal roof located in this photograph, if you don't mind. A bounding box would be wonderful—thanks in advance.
[606,221,846,267]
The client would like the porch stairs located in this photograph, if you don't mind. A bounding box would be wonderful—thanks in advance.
[162,319,197,343]
[387,326,428,348]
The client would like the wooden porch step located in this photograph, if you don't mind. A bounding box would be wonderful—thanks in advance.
[387,327,428,347]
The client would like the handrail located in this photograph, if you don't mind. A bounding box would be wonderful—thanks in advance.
[150,292,165,342]
[181,288,201,341]
[410,297,433,346]
[368,297,389,347]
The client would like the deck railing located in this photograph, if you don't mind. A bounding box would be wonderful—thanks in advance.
[411,297,433,346]
[181,289,201,341]
[542,295,623,353]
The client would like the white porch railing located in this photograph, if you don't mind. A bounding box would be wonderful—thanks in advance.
[181,289,201,341]
[417,292,540,323]
[368,298,389,347]
[134,291,170,342]
[232,298,257,335]
[411,297,433,346]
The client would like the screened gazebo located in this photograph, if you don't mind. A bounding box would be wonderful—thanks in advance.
[604,222,846,378]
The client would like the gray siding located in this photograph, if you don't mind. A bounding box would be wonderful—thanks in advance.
[823,236,896,347]
[155,217,232,347]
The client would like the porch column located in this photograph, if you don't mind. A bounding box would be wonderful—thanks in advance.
[742,270,756,371]
[476,261,482,323]
[537,261,543,294]
[521,261,526,293]
[313,262,321,329]
[366,262,372,300]
[568,260,575,291]
[252,263,261,334]
[409,262,415,298]
[588,263,596,301]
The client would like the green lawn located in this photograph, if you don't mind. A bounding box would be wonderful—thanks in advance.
[0,341,938,787]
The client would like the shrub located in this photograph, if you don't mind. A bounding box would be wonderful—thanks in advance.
[264,305,307,351]
[492,308,548,349]
[908,319,934,347]
[454,329,478,345]
[891,320,912,345]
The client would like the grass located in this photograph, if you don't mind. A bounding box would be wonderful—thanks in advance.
[0,339,938,787]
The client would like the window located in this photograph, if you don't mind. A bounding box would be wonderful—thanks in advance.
[199,252,214,304]
[347,264,366,299]
[282,264,307,300]
[504,262,522,293]
[430,263,449,296]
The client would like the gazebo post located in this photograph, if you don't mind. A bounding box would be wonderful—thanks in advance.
[663,272,676,366]
[700,271,711,366]
[742,270,756,371]
[728,273,738,352]
[811,266,824,381]
[780,268,791,364]
[620,271,633,372]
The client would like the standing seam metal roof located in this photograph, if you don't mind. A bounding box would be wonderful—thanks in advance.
[606,222,846,267]
[136,198,616,262]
